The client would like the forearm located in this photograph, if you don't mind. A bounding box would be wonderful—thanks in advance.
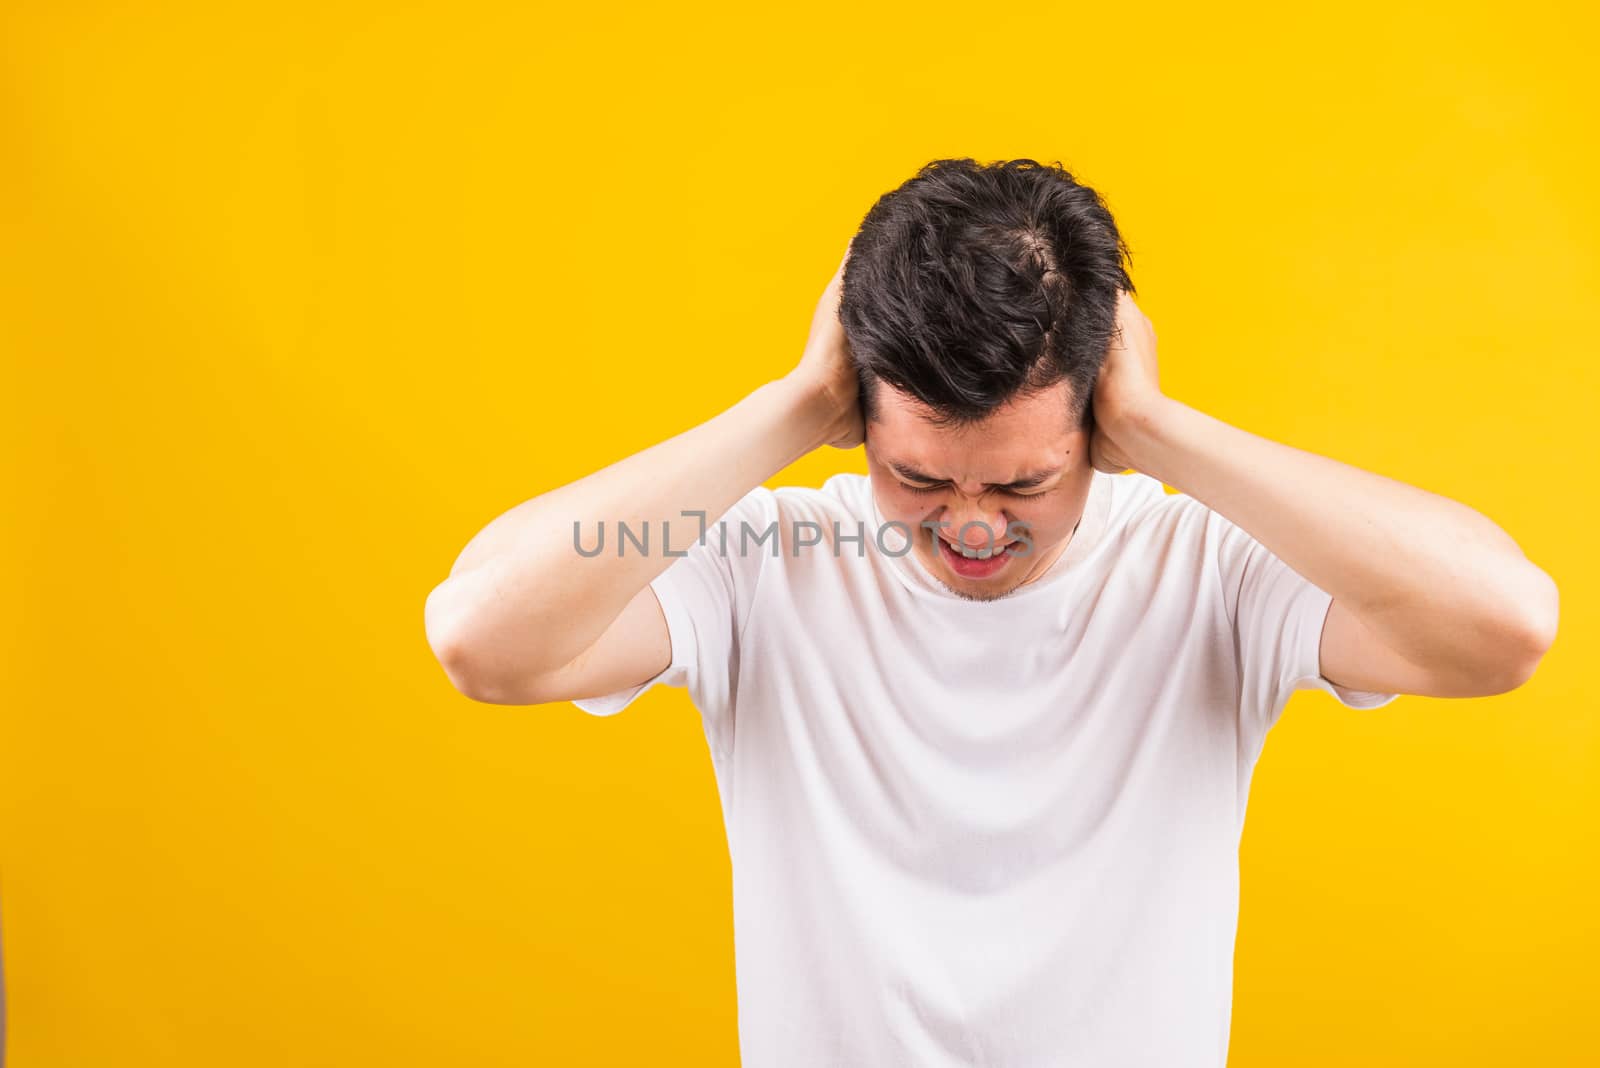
[1121,396,1558,674]
[426,374,835,680]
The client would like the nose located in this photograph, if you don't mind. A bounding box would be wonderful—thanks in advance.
[942,497,1011,550]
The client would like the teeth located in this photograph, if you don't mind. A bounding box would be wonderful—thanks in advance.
[954,543,994,560]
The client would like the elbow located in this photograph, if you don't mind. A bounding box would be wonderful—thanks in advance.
[424,578,547,705]
[429,636,497,704]
[1523,563,1560,659]
[1485,648,1548,695]
[425,579,482,699]
[445,664,537,706]
[1516,564,1560,679]
[424,579,502,703]
[1486,565,1560,694]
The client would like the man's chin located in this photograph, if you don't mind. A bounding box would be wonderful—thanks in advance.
[920,533,1075,600]
[917,548,1027,602]
[937,578,1022,603]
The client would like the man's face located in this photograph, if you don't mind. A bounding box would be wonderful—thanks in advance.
[863,379,1094,602]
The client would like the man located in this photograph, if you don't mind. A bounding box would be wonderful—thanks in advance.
[424,158,1558,1066]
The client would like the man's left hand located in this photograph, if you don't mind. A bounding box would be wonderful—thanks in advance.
[1089,290,1166,474]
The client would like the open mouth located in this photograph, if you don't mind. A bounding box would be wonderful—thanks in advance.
[934,534,1016,578]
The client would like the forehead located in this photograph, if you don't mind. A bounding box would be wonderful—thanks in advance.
[867,380,1083,477]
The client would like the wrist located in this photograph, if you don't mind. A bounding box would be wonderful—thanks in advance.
[1116,394,1193,486]
[774,371,849,452]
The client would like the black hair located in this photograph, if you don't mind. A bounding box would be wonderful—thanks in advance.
[839,158,1136,432]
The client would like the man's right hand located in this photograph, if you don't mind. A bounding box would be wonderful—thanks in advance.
[787,242,865,451]
[427,237,869,706]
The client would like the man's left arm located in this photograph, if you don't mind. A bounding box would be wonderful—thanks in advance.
[1091,293,1559,699]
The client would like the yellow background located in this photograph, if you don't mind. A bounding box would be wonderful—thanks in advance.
[3,2,1596,1064]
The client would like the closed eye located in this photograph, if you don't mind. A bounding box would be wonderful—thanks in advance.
[898,480,1047,498]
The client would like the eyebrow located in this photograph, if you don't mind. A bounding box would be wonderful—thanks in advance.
[887,460,1064,491]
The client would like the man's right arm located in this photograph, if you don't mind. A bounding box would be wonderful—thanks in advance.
[424,375,841,705]
[424,239,862,706]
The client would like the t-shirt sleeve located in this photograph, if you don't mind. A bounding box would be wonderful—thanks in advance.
[1214,511,1400,735]
[569,485,779,757]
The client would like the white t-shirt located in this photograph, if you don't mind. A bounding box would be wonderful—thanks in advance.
[574,470,1398,1067]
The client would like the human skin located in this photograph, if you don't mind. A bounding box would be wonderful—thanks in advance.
[425,243,1557,705]
[1088,291,1558,695]
[783,258,1559,695]
[861,385,1093,603]
[424,248,862,704]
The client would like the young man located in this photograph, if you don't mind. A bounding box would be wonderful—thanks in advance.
[424,159,1558,1066]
